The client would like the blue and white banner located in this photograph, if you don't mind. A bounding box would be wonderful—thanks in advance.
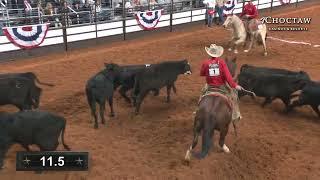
[223,0,236,16]
[135,9,163,30]
[2,23,49,49]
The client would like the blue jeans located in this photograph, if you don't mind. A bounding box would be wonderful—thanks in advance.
[215,5,224,24]
[206,7,214,27]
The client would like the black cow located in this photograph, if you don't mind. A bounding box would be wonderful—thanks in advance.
[0,110,70,169]
[0,72,52,109]
[240,64,310,80]
[288,81,320,118]
[0,77,40,111]
[114,64,176,104]
[85,63,120,129]
[238,72,307,111]
[238,65,310,102]
[0,72,54,87]
[132,59,192,114]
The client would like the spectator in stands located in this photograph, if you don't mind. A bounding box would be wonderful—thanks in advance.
[70,0,81,24]
[81,0,91,23]
[203,0,215,27]
[44,2,54,15]
[73,1,81,11]
[44,2,63,27]
[215,0,226,25]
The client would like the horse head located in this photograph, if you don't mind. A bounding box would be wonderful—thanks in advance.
[225,56,237,77]
[223,15,236,28]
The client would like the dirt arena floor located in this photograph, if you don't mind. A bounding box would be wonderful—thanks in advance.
[0,2,320,180]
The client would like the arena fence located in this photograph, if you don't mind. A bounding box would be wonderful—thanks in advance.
[0,0,305,53]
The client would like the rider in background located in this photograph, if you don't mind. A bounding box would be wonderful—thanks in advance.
[240,0,259,31]
[198,44,243,121]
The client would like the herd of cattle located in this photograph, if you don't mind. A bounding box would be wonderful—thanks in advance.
[0,59,319,170]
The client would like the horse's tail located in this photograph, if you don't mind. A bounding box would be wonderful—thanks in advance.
[257,33,264,45]
[200,128,211,158]
[200,113,212,158]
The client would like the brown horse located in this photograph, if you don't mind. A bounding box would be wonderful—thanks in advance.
[185,57,237,161]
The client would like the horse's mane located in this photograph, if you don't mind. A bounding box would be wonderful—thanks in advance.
[231,15,242,25]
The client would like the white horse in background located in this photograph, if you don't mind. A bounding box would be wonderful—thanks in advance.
[222,15,268,56]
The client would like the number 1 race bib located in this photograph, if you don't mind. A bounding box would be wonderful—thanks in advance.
[209,63,220,76]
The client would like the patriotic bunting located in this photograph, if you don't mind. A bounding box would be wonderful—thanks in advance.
[2,23,49,49]
[223,0,236,16]
[135,9,163,30]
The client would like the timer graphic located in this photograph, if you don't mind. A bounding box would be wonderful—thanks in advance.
[16,151,88,171]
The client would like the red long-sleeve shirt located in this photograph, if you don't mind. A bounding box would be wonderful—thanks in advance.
[240,3,258,19]
[200,57,237,88]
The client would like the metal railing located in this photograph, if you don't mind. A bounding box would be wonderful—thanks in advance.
[0,0,206,28]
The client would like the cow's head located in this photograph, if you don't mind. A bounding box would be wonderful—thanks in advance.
[225,56,237,77]
[240,64,249,73]
[104,63,120,72]
[182,59,192,75]
[297,71,311,81]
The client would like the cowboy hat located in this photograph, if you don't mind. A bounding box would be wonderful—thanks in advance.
[205,44,224,57]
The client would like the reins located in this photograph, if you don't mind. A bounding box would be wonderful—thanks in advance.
[241,88,256,97]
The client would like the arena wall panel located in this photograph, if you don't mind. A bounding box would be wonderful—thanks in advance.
[173,11,191,19]
[0,43,20,52]
[173,17,191,25]
[192,9,206,16]
[192,15,205,22]
[160,14,171,21]
[97,28,124,37]
[126,25,142,33]
[40,37,64,46]
[0,35,10,44]
[126,19,139,26]
[97,21,123,31]
[46,29,63,38]
[273,1,282,7]
[67,32,96,42]
[157,20,170,27]
[67,25,96,35]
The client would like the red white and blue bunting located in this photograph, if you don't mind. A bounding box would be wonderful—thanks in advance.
[135,9,163,30]
[2,23,49,49]
[280,0,291,4]
[223,0,236,15]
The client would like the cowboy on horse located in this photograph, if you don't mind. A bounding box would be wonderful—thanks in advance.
[185,44,243,161]
[240,0,259,30]
[198,44,243,122]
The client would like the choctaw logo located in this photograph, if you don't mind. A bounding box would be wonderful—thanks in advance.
[260,16,311,31]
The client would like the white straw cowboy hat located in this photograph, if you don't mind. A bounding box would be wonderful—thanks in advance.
[205,44,224,57]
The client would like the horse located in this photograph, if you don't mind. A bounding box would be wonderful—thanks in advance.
[184,57,238,162]
[223,15,268,56]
